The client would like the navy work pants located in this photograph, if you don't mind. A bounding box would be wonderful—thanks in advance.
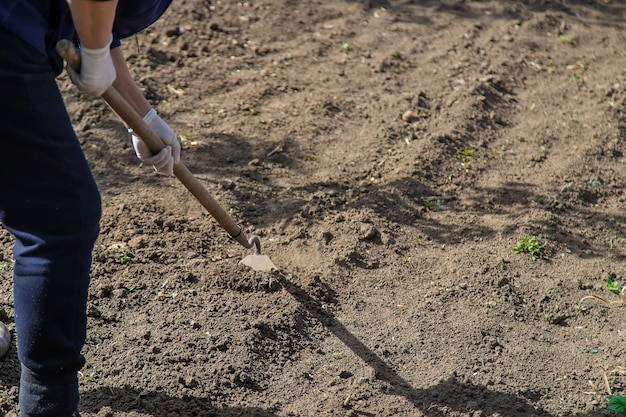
[0,24,101,417]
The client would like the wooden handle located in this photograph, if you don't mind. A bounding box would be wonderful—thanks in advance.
[56,39,253,249]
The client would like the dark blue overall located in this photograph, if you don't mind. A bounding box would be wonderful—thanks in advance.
[0,0,171,415]
[0,23,101,415]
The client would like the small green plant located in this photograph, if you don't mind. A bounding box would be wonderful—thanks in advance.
[573,304,590,313]
[341,42,350,52]
[581,275,626,307]
[458,148,475,173]
[424,199,443,208]
[514,236,552,261]
[607,275,620,294]
[79,362,97,382]
[608,395,626,414]
[115,253,132,264]
[558,33,574,43]
[126,283,143,293]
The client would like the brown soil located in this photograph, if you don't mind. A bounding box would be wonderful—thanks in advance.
[3,1,626,416]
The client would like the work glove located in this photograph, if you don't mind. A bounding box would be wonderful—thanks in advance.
[131,108,181,175]
[66,35,116,96]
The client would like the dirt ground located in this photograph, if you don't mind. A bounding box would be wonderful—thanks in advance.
[3,0,626,415]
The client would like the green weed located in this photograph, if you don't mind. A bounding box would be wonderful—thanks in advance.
[609,395,626,415]
[458,148,475,173]
[424,199,443,208]
[607,275,620,294]
[79,362,97,382]
[126,283,143,293]
[514,236,552,261]
[580,275,626,307]
[115,253,132,264]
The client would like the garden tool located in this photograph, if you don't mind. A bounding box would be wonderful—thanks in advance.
[56,39,276,272]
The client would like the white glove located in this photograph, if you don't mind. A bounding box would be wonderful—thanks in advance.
[67,35,116,96]
[131,108,181,175]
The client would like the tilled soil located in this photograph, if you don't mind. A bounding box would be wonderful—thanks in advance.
[3,1,626,416]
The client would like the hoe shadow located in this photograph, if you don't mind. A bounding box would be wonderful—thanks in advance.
[278,273,609,417]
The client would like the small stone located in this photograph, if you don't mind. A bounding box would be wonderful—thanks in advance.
[96,406,115,417]
[359,224,378,240]
[112,288,126,298]
[128,236,146,249]
[166,26,184,37]
[402,110,420,122]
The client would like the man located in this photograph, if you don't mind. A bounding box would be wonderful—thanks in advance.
[0,0,180,415]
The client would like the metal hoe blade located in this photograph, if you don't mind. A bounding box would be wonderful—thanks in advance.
[240,236,277,272]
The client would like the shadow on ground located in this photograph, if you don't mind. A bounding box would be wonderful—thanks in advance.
[278,273,610,417]
[0,273,610,417]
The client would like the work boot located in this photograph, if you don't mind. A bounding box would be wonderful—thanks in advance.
[0,321,10,358]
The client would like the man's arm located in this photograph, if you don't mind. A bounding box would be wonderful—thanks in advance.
[110,47,151,119]
[109,46,181,174]
[67,0,118,49]
[65,0,118,96]
[66,0,180,174]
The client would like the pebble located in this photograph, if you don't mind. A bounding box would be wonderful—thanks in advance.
[402,110,420,122]
[128,236,145,249]
[359,224,378,240]
[96,406,114,417]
